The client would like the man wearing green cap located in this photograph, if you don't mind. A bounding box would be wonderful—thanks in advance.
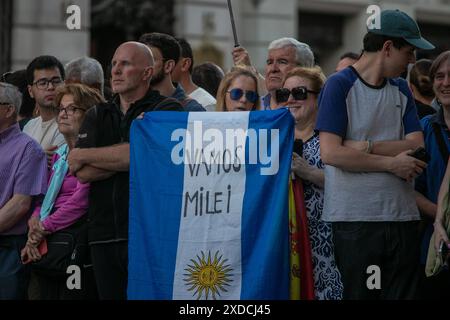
[316,9,434,299]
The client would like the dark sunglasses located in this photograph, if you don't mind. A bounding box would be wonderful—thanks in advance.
[275,86,319,104]
[227,88,258,104]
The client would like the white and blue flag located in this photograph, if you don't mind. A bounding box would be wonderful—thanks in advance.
[128,109,294,300]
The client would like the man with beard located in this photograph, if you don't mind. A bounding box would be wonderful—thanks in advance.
[24,56,66,164]
[139,32,205,111]
[172,38,217,111]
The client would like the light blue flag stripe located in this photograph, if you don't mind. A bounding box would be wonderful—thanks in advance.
[128,111,188,300]
[240,110,293,299]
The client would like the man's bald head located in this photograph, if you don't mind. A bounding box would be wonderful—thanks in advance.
[115,41,154,67]
[111,41,155,97]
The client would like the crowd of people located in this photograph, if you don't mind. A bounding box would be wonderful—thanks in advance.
[1,8,450,300]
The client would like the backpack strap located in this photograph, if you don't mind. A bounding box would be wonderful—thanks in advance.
[431,122,450,162]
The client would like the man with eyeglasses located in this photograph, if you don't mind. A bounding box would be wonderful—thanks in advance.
[23,56,66,166]
[0,82,48,299]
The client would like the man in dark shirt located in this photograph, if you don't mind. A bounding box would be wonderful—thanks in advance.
[67,41,183,299]
[139,32,205,111]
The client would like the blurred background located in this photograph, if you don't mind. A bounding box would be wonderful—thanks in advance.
[1,0,450,77]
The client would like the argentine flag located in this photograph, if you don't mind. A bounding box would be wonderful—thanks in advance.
[128,109,294,300]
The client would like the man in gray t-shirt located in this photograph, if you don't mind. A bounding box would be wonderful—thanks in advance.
[316,9,434,299]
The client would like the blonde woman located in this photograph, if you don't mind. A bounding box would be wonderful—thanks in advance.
[216,67,260,112]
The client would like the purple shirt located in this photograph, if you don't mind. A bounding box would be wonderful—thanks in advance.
[32,153,90,233]
[0,123,48,235]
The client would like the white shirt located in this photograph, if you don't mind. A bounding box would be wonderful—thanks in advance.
[189,87,217,111]
[23,116,65,150]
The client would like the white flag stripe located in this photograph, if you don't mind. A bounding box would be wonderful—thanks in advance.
[172,112,248,300]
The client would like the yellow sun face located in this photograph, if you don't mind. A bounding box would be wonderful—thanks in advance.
[184,251,233,300]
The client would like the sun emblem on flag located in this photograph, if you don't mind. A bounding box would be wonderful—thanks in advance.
[183,250,233,300]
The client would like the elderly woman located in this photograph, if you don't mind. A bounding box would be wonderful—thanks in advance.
[276,67,343,300]
[21,83,104,299]
[216,67,260,112]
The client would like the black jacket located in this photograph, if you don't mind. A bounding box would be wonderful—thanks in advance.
[76,89,183,243]
[415,99,436,120]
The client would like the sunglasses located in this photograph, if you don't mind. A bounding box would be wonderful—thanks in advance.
[275,86,319,104]
[227,88,258,104]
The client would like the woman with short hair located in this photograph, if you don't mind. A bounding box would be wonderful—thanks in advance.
[216,67,260,112]
[21,83,105,299]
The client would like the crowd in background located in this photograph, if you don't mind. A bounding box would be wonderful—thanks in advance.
[1,8,450,300]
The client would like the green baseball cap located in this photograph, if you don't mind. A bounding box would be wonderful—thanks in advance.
[368,9,435,50]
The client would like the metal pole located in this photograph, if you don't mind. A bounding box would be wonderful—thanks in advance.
[227,0,239,47]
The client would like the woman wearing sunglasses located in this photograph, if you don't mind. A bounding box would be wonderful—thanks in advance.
[21,84,105,299]
[277,67,343,300]
[216,67,260,111]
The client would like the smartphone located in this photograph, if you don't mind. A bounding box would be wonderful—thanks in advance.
[409,147,430,163]
[38,238,48,256]
[293,139,303,156]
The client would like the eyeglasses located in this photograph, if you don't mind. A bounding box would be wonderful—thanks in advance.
[227,88,258,103]
[56,105,86,116]
[33,77,63,90]
[275,86,319,104]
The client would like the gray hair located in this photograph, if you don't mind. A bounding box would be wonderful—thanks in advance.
[268,37,314,67]
[65,57,104,95]
[0,82,22,114]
